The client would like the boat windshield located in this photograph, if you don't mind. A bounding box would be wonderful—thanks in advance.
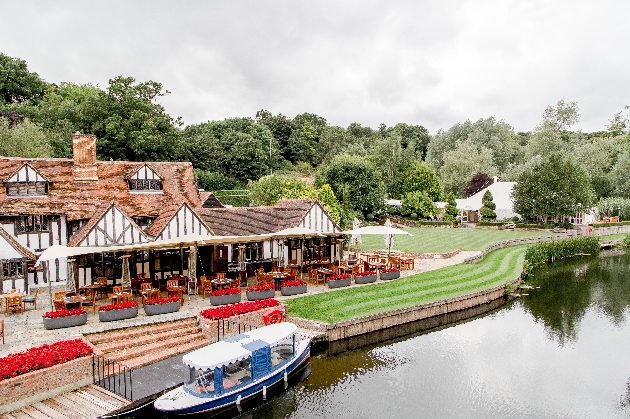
[184,366,215,395]
[223,357,252,390]
[271,335,294,367]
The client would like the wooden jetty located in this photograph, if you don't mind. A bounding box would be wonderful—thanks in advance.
[0,385,129,419]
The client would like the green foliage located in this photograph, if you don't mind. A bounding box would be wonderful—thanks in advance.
[0,53,47,105]
[315,154,385,216]
[401,190,437,218]
[443,192,459,222]
[0,118,51,157]
[480,190,497,219]
[596,197,630,221]
[410,213,418,220]
[513,153,595,223]
[440,140,498,197]
[392,160,443,201]
[623,235,630,250]
[249,174,315,206]
[194,170,235,192]
[524,237,600,271]
[317,184,341,224]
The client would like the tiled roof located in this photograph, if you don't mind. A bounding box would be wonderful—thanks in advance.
[0,157,201,221]
[200,192,225,208]
[198,199,317,236]
[0,224,36,260]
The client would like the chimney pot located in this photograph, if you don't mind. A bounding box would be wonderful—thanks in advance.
[72,132,98,181]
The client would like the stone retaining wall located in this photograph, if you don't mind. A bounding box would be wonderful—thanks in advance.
[0,355,93,414]
[289,277,519,342]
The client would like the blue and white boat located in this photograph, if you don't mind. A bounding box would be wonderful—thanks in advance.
[154,322,311,415]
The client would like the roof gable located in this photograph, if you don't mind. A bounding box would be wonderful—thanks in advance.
[0,225,36,260]
[125,163,163,180]
[4,163,50,183]
[68,202,151,247]
[147,201,213,239]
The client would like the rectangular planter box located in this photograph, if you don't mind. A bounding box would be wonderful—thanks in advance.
[380,271,400,280]
[144,301,181,315]
[355,274,377,284]
[210,293,242,306]
[328,277,351,289]
[246,289,276,301]
[281,284,307,296]
[42,312,87,330]
[98,306,138,322]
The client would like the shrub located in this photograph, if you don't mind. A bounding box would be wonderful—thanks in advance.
[246,284,275,292]
[145,297,180,305]
[410,213,418,220]
[282,280,307,287]
[42,309,86,318]
[524,236,600,271]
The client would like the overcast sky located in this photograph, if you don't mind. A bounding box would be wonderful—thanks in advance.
[2,0,629,134]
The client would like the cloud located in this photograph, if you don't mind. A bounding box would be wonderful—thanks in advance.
[2,0,629,133]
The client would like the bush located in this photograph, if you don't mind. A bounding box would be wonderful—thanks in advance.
[592,221,630,228]
[366,213,374,221]
[410,213,417,220]
[524,237,600,272]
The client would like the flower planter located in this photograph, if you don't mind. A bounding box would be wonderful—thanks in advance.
[328,277,352,289]
[355,274,377,284]
[144,301,181,316]
[98,306,138,322]
[42,312,87,330]
[281,284,307,296]
[210,293,242,306]
[246,289,276,301]
[380,271,400,280]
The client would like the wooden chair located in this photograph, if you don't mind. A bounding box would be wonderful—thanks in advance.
[81,289,98,314]
[6,296,22,314]
[140,283,153,305]
[22,287,38,311]
[96,277,108,299]
[0,320,4,344]
[54,299,67,311]
[7,289,18,294]
[216,272,226,280]
[308,268,322,286]
[166,279,179,289]
[111,286,129,304]
[291,268,300,279]
[169,287,184,306]
[200,276,213,298]
[229,278,241,290]
[283,267,292,274]
[54,291,66,301]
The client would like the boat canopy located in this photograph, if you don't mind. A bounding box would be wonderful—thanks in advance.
[183,322,297,371]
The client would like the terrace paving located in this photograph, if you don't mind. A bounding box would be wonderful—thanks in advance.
[0,251,479,358]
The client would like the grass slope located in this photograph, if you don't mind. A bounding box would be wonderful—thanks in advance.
[286,246,525,323]
[357,228,547,253]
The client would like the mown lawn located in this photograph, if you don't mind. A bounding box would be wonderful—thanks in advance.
[357,227,548,253]
[286,246,526,323]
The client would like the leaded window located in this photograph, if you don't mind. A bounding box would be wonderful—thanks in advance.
[2,260,24,277]
[128,179,162,191]
[5,181,48,196]
[15,215,49,234]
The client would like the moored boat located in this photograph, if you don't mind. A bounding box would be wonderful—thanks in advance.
[154,322,311,415]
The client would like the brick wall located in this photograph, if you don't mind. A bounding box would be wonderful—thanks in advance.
[0,355,93,414]
[197,305,287,343]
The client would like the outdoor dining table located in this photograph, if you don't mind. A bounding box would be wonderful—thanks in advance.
[317,268,335,281]
[211,278,231,290]
[80,284,101,301]
[1,291,25,313]
[270,272,289,290]
[63,295,86,310]
[337,265,353,275]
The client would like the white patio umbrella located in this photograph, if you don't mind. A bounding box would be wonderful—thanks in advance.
[65,258,77,295]
[342,223,413,266]
[384,218,394,254]
[349,218,362,252]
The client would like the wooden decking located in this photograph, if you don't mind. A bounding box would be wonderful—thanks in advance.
[1,385,129,419]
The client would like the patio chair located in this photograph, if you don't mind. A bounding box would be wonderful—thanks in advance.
[166,279,179,289]
[0,319,4,344]
[82,289,98,314]
[229,278,240,289]
[308,267,322,286]
[22,287,39,311]
[140,283,153,305]
[53,299,67,311]
[6,296,22,314]
[111,286,129,304]
[96,277,108,299]
[216,272,226,279]
[200,276,213,298]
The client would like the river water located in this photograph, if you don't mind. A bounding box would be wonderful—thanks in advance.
[241,253,630,419]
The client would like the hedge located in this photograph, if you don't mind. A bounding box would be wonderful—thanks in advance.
[523,236,600,275]
[591,221,630,228]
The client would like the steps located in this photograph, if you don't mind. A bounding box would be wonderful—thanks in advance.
[84,318,209,369]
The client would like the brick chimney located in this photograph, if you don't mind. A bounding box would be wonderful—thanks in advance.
[72,132,98,181]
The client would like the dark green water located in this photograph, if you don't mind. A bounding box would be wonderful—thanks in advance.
[241,254,630,418]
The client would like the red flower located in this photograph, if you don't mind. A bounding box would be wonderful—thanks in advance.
[355,271,375,277]
[145,297,180,305]
[210,288,241,296]
[42,309,86,319]
[281,280,307,287]
[199,299,280,320]
[98,301,138,312]
[0,339,93,382]
[246,284,274,292]
[328,274,351,281]
[382,267,399,273]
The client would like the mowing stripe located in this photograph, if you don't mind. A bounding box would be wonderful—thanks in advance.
[287,247,525,323]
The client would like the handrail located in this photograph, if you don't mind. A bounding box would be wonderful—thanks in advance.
[93,354,133,401]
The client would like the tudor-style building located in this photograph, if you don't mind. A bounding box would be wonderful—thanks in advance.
[0,132,343,293]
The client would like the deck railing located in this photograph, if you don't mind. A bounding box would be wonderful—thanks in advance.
[93,354,133,401]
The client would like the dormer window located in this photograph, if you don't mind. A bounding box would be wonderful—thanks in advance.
[4,164,49,197]
[127,164,163,193]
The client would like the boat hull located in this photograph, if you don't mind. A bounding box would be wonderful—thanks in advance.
[155,340,311,416]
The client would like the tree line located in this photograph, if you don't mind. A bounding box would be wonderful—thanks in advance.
[1,52,629,226]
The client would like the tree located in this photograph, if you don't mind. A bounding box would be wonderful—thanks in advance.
[440,140,497,198]
[513,153,595,223]
[315,154,385,216]
[536,100,580,132]
[465,172,493,197]
[479,190,497,219]
[610,151,630,198]
[0,118,51,157]
[317,184,341,224]
[256,109,294,163]
[392,160,443,201]
[606,106,630,137]
[225,132,270,182]
[368,133,413,197]
[248,174,316,206]
[443,192,459,222]
[194,170,234,192]
[0,53,47,105]
[401,191,437,218]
